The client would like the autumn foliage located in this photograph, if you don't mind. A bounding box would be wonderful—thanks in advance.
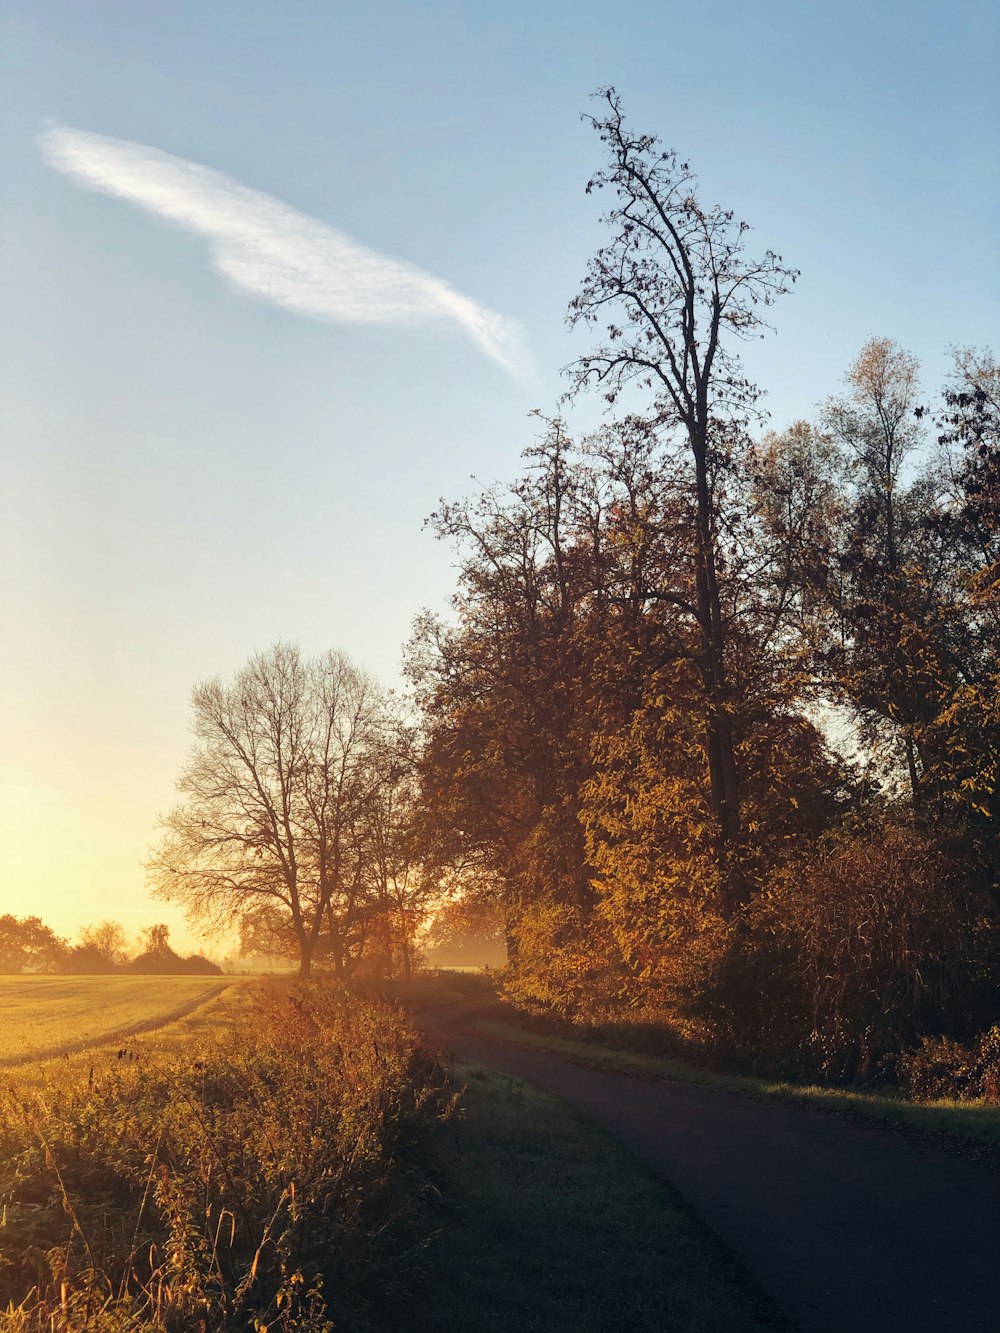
[407,94,1000,1084]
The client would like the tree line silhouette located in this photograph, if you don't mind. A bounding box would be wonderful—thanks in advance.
[0,916,221,975]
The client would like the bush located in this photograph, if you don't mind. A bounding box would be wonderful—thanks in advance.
[64,943,120,974]
[687,931,811,1077]
[181,952,223,975]
[695,824,1000,1081]
[899,1027,1000,1103]
[500,900,630,1022]
[0,982,449,1330]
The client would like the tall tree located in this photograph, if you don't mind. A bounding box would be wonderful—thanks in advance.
[565,88,798,914]
[409,423,601,958]
[924,347,1000,876]
[356,742,430,980]
[819,339,935,804]
[149,644,389,977]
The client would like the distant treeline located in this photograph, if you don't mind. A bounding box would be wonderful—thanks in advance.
[0,915,222,975]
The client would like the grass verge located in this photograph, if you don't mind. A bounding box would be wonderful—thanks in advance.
[466,1016,1000,1163]
[414,1060,791,1332]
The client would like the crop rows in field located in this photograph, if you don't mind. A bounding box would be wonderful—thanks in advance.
[0,974,235,1065]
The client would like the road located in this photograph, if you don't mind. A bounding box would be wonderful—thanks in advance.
[422,1004,1000,1333]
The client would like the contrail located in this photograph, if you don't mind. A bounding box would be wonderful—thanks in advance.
[39,123,531,377]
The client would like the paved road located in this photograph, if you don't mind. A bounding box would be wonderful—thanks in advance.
[422,1005,1000,1333]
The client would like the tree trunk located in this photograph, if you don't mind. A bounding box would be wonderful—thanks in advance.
[400,923,412,982]
[292,910,313,978]
[904,732,921,810]
[504,920,519,965]
[692,430,745,917]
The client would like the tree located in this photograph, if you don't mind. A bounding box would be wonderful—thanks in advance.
[565,88,798,914]
[138,922,172,956]
[921,347,1000,874]
[130,923,183,973]
[422,893,506,968]
[356,741,433,980]
[818,339,941,804]
[148,643,391,978]
[824,338,922,574]
[409,421,613,968]
[78,919,129,969]
[0,915,67,973]
[411,406,845,1015]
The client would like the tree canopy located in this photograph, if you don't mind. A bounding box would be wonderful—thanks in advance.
[148,643,419,977]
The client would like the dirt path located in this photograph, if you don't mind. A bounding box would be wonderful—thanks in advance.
[422,1004,1000,1333]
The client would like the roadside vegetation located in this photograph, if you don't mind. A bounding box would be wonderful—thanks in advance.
[0,982,449,1331]
[389,970,1000,1158]
[461,1007,1000,1161]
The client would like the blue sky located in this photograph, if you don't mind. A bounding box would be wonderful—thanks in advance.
[1,0,997,946]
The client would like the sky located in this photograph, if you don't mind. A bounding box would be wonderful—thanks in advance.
[1,0,997,952]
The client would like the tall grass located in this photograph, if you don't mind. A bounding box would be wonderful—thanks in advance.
[0,982,449,1331]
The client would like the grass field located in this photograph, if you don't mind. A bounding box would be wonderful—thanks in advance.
[0,974,248,1066]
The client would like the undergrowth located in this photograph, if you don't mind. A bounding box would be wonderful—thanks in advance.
[0,981,451,1331]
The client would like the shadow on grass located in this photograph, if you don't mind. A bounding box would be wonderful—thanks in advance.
[412,1061,792,1332]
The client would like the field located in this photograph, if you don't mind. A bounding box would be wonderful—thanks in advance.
[0,974,246,1066]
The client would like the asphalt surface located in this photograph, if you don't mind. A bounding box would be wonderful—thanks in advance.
[422,1004,1000,1333]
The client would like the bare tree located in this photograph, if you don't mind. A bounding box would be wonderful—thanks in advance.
[823,337,923,575]
[566,88,797,914]
[78,919,129,968]
[358,738,431,980]
[148,643,388,977]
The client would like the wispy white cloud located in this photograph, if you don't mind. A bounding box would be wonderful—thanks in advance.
[39,123,531,377]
